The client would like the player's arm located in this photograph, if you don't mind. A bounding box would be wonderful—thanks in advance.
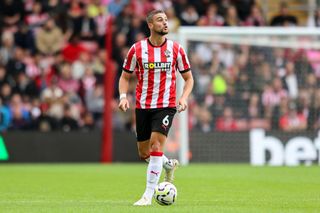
[119,44,136,112]
[177,71,194,112]
[118,71,132,112]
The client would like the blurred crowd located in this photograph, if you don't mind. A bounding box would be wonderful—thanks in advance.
[189,43,320,133]
[0,0,319,132]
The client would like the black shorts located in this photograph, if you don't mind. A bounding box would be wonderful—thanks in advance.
[135,107,177,141]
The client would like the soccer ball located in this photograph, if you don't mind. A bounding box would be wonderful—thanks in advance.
[154,182,177,206]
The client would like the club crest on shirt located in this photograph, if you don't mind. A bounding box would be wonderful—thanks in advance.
[164,50,171,58]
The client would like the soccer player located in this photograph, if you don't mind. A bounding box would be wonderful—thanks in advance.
[118,10,194,206]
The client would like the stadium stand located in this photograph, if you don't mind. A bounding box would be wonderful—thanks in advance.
[0,0,319,133]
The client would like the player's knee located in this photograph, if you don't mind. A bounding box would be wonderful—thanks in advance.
[150,141,161,152]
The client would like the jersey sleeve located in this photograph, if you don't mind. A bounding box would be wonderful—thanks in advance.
[122,45,136,73]
[176,45,191,73]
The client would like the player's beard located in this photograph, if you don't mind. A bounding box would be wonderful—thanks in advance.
[155,28,168,36]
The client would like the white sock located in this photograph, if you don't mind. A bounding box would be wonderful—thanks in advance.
[144,154,171,170]
[143,152,163,199]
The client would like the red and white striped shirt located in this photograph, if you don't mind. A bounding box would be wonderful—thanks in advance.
[123,38,191,109]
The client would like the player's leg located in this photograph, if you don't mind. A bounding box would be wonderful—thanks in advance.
[133,108,177,206]
[137,141,174,170]
[135,108,151,160]
[151,108,179,183]
[137,140,150,160]
[134,141,153,205]
[134,109,153,206]
[137,132,167,203]
[134,138,172,204]
[134,131,167,206]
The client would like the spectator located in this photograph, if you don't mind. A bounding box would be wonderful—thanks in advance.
[0,83,13,106]
[81,111,95,131]
[40,76,64,120]
[247,93,270,129]
[86,0,105,18]
[127,16,144,45]
[312,88,320,130]
[58,63,80,94]
[60,103,79,132]
[192,0,213,17]
[307,7,320,27]
[108,0,129,17]
[24,0,37,14]
[180,5,199,26]
[297,89,314,130]
[67,0,85,27]
[94,7,110,48]
[71,52,92,80]
[211,72,228,96]
[233,0,255,21]
[14,23,35,51]
[283,61,298,99]
[153,0,172,11]
[0,66,10,88]
[131,0,154,20]
[223,5,240,26]
[270,2,298,26]
[8,93,31,130]
[195,105,212,133]
[215,106,239,131]
[165,8,180,33]
[262,77,288,118]
[62,35,87,63]
[209,49,225,75]
[252,62,273,93]
[24,53,42,78]
[0,31,15,65]
[77,9,97,41]
[279,102,307,132]
[242,4,266,26]
[314,116,320,130]
[35,18,64,55]
[41,76,63,103]
[0,97,11,132]
[197,3,224,26]
[0,0,24,31]
[85,83,104,123]
[112,32,128,72]
[35,108,59,132]
[91,49,106,75]
[5,47,26,80]
[113,4,133,36]
[194,42,214,65]
[234,72,251,116]
[14,72,39,98]
[218,43,236,68]
[28,97,41,128]
[24,1,49,33]
[43,0,66,18]
[80,67,97,94]
[248,93,261,118]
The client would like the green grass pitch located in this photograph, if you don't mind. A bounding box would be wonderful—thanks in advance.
[0,163,319,213]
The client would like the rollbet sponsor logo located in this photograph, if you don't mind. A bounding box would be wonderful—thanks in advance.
[250,129,320,166]
[143,62,171,70]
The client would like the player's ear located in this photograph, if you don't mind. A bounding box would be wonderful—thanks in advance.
[147,22,153,29]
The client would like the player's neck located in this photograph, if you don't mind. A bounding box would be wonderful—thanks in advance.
[148,35,166,47]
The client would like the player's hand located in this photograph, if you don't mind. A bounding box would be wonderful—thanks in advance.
[119,98,130,112]
[177,98,187,113]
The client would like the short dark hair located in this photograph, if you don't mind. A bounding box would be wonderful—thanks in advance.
[146,10,165,23]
